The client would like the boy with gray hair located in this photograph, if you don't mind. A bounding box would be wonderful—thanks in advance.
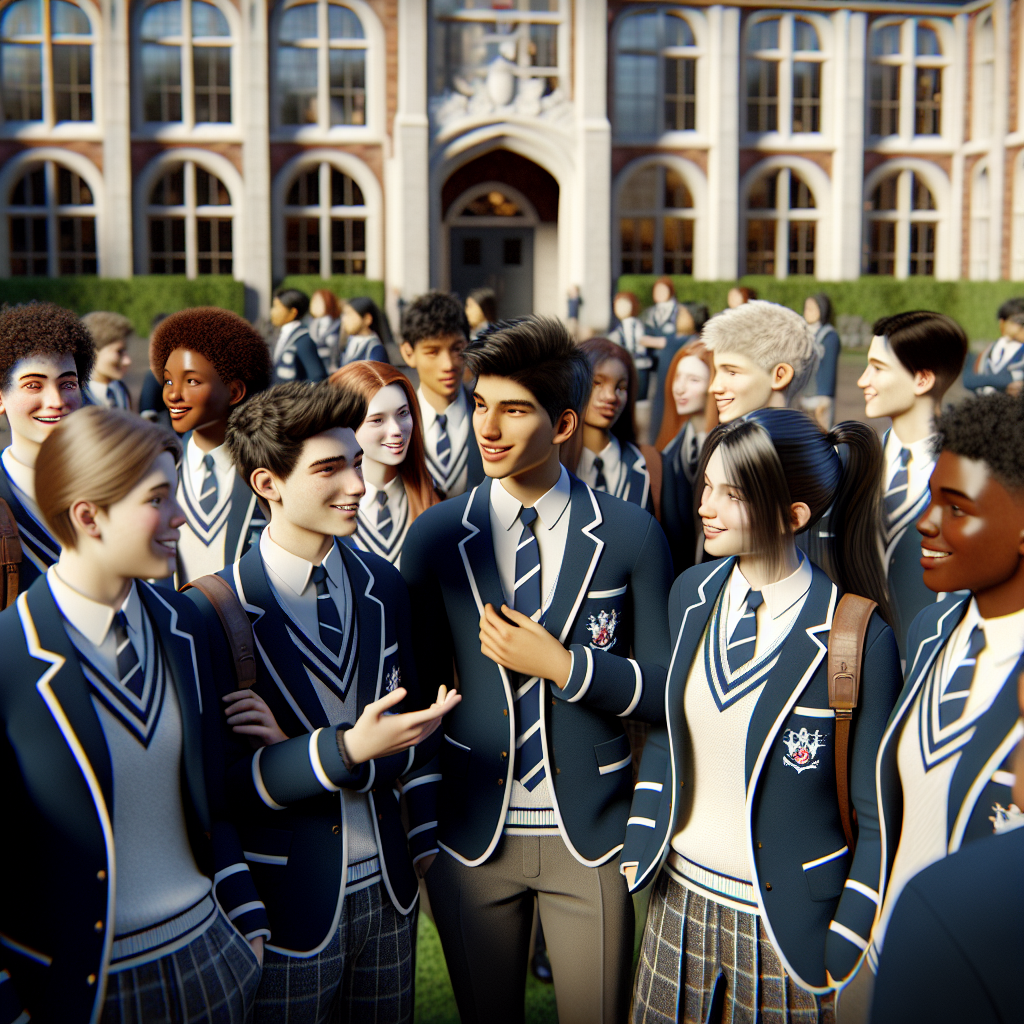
[703,300,821,422]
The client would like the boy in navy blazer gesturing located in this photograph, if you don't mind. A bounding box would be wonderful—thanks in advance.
[401,318,675,1024]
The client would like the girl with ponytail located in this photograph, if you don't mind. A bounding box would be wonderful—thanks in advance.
[621,408,902,1024]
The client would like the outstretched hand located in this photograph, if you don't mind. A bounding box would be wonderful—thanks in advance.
[478,603,572,689]
[223,689,288,747]
[344,685,461,765]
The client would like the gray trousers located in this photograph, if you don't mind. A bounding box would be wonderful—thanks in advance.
[426,834,633,1024]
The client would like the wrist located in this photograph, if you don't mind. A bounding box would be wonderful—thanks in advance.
[336,725,359,770]
[551,647,572,690]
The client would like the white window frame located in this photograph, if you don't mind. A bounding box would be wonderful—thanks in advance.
[271,0,384,143]
[969,160,991,281]
[611,6,705,144]
[741,11,831,146]
[971,10,994,141]
[271,149,382,280]
[132,0,240,141]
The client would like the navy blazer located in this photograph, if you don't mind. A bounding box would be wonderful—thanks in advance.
[401,475,674,868]
[0,466,59,591]
[603,440,653,513]
[0,576,265,1024]
[341,332,388,366]
[621,558,902,992]
[659,426,697,575]
[273,326,327,384]
[810,324,840,399]
[185,541,437,957]
[873,594,1024,958]
[961,341,1024,394]
[870,824,1024,1024]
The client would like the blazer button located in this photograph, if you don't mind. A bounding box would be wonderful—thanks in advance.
[500,751,507,759]
[756,841,763,849]
[765,883,772,891]
[555,768,561,775]
[332,825,341,835]
[97,870,106,881]
[87,974,97,986]
[94,921,103,932]
[497,778,504,786]
[378,813,383,821]
[503,709,508,716]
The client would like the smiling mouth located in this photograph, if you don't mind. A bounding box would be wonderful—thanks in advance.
[34,414,66,424]
[332,502,359,513]
[168,407,191,417]
[481,444,511,454]
[702,524,725,536]
[921,546,952,561]
[154,536,178,554]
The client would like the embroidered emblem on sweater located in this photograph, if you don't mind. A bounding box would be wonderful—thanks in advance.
[587,609,618,650]
[385,665,401,693]
[990,802,1024,833]
[783,728,824,773]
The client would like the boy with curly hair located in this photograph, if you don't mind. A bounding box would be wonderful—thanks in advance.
[0,301,94,588]
[150,306,273,582]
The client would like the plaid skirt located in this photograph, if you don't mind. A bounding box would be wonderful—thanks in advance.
[631,870,835,1024]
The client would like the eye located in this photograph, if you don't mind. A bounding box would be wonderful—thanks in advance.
[949,504,965,518]
[148,496,163,508]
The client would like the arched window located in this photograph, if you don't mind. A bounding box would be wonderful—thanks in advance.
[745,13,825,136]
[276,0,367,129]
[614,9,700,137]
[969,165,990,280]
[868,19,948,139]
[0,0,93,126]
[282,162,366,275]
[6,159,96,274]
[147,160,233,275]
[863,169,937,277]
[617,162,695,276]
[139,0,233,125]
[972,12,994,140]
[743,166,816,277]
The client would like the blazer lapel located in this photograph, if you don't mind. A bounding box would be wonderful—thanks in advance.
[0,465,60,568]
[621,443,650,508]
[224,471,261,564]
[340,544,384,710]
[457,479,507,617]
[462,387,484,483]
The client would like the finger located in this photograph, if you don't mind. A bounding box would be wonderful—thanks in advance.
[222,689,257,704]
[369,687,407,714]
[223,698,261,715]
[483,604,513,632]
[226,710,272,727]
[501,604,538,630]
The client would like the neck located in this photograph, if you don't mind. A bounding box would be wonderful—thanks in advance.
[422,385,455,415]
[190,420,227,453]
[267,517,333,566]
[766,391,787,410]
[55,550,132,608]
[93,370,113,386]
[361,457,398,488]
[891,398,937,446]
[975,560,1024,619]
[582,423,610,454]
[684,411,706,436]
[737,540,800,591]
[9,432,40,470]
[499,449,563,508]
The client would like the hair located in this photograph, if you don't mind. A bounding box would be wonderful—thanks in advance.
[328,361,440,520]
[401,290,470,347]
[468,287,498,324]
[807,292,833,326]
[996,297,1024,322]
[678,302,710,335]
[698,408,893,625]
[81,311,134,351]
[0,302,95,392]
[871,311,968,401]
[273,287,310,320]
[702,300,820,403]
[651,276,676,301]
[729,286,758,304]
[345,296,394,349]
[1008,311,1024,328]
[311,288,342,321]
[227,380,366,488]
[933,392,1024,494]
[35,406,181,550]
[655,340,717,450]
[149,307,272,399]
[613,291,641,319]
[580,336,639,447]
[464,317,591,433]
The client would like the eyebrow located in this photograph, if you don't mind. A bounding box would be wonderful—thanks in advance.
[147,483,171,497]
[308,455,347,469]
[938,486,976,502]
[18,371,78,381]
[496,399,535,410]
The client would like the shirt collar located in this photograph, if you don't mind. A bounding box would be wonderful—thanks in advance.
[886,428,937,467]
[971,596,1024,653]
[278,319,303,344]
[260,528,345,597]
[490,464,572,534]
[730,551,813,621]
[361,473,405,506]
[417,387,466,431]
[579,437,621,478]
[2,446,35,501]
[186,436,233,475]
[47,565,141,647]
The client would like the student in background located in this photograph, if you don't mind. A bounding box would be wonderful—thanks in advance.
[309,289,343,372]
[609,291,653,400]
[466,287,497,340]
[271,288,326,384]
[648,301,710,443]
[340,297,392,366]
[81,311,133,410]
[962,297,1024,397]
[139,312,172,428]
[801,293,841,430]
[727,285,757,308]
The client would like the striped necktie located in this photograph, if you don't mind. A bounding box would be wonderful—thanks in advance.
[939,625,985,729]
[199,454,219,515]
[310,564,343,657]
[512,506,545,792]
[376,490,393,540]
[113,611,144,698]
[593,456,608,491]
[884,447,912,524]
[435,414,451,470]
[726,590,763,675]
[106,384,119,409]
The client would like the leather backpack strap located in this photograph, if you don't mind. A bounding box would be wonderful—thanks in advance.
[181,574,257,691]
[0,497,23,610]
[639,445,663,522]
[828,593,878,851]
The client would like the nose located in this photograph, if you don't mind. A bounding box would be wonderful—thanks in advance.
[42,380,68,408]
[439,348,454,372]
[856,368,870,389]
[164,378,182,402]
[168,497,187,529]
[916,501,940,537]
[709,371,725,395]
[478,407,501,439]
[345,467,366,499]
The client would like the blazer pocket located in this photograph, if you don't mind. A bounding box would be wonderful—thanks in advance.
[594,733,632,776]
[440,734,471,777]
[240,826,294,867]
[801,846,850,902]
[582,589,627,652]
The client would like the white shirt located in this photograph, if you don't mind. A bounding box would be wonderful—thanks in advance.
[360,473,406,524]
[176,437,237,583]
[989,336,1024,376]
[417,386,471,497]
[579,437,624,496]
[884,429,936,521]
[356,474,410,566]
[726,553,814,661]
[1,445,41,519]
[273,318,304,362]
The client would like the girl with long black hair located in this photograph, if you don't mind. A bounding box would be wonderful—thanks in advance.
[340,296,392,365]
[622,409,902,1024]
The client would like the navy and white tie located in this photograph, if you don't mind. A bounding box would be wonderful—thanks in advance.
[939,625,985,729]
[376,490,393,540]
[113,611,144,698]
[435,414,451,470]
[106,384,119,409]
[199,454,219,515]
[593,456,608,492]
[884,448,911,524]
[727,590,763,675]
[512,506,545,792]
[310,564,343,658]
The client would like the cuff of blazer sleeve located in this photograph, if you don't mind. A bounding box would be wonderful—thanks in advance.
[554,646,592,702]
[317,726,370,790]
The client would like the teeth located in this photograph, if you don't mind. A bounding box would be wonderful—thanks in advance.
[922,548,951,560]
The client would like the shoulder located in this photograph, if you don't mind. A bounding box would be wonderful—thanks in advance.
[345,544,404,591]
[139,579,205,631]
[591,484,655,532]
[404,491,474,555]
[673,556,730,598]
[906,593,967,654]
[624,441,646,469]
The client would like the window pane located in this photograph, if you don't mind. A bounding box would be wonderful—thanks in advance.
[1,42,42,119]
[277,46,317,124]
[331,216,366,274]
[194,45,230,121]
[286,168,318,206]
[914,67,941,135]
[149,217,187,273]
[910,173,935,211]
[619,217,654,274]
[793,20,819,52]
[151,165,185,205]
[328,49,365,125]
[746,58,778,132]
[869,64,900,136]
[745,219,776,274]
[747,172,778,210]
[53,43,92,120]
[57,215,96,273]
[502,237,522,266]
[197,217,232,274]
[280,3,316,42]
[9,215,48,274]
[792,61,820,133]
[618,12,657,52]
[664,56,695,131]
[909,222,935,275]
[529,23,557,75]
[916,25,940,56]
[790,175,815,209]
[284,215,320,273]
[192,0,229,36]
[331,169,363,207]
[864,220,896,275]
[1,0,41,36]
[615,52,657,135]
[868,176,898,211]
[619,165,657,213]
[788,221,815,276]
[328,3,364,40]
[663,217,693,275]
[664,13,694,48]
[872,24,901,57]
[57,166,92,203]
[195,166,229,205]
[51,0,90,34]
[11,165,45,205]
[748,18,779,51]
[142,43,182,121]
[141,1,181,39]
[664,168,692,209]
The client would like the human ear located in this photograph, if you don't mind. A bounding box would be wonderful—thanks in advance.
[771,363,795,392]
[227,379,247,407]
[552,409,578,447]
[789,502,812,532]
[70,499,103,540]
[913,369,937,397]
[251,468,281,506]
[399,342,416,367]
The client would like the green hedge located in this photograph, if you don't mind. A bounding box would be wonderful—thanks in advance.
[277,275,385,310]
[615,275,1024,343]
[0,276,246,335]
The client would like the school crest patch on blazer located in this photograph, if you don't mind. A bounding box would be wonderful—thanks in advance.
[990,802,1024,834]
[783,727,824,773]
[587,609,619,650]
[386,665,401,693]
